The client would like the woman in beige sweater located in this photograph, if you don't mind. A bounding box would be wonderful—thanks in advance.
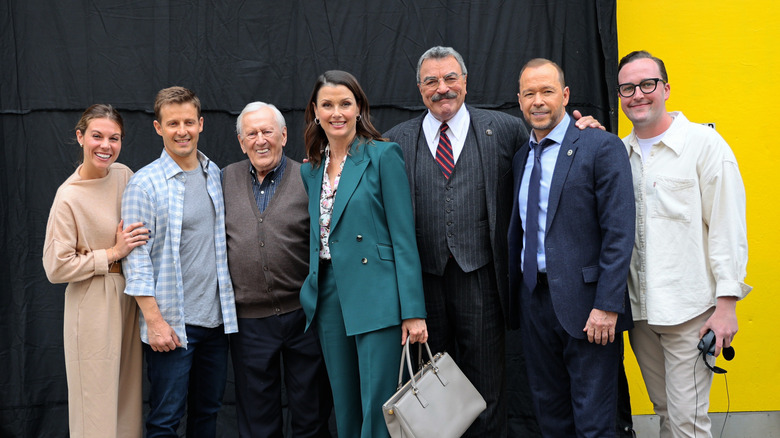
[43,104,149,438]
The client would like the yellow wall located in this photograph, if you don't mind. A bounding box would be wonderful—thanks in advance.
[617,2,780,414]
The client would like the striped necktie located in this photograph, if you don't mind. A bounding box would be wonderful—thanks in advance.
[435,122,454,178]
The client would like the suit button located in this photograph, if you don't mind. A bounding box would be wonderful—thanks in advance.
[356,235,363,242]
[361,258,368,264]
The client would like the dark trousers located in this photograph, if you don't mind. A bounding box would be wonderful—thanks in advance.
[616,339,636,437]
[143,324,228,438]
[521,282,619,438]
[422,259,506,437]
[230,310,332,438]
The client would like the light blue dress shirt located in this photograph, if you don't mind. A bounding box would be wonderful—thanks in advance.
[518,112,571,273]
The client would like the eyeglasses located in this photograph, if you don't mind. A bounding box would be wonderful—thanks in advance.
[419,73,465,89]
[243,129,277,141]
[617,78,665,98]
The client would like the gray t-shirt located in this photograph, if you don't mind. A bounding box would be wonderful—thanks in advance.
[180,167,222,328]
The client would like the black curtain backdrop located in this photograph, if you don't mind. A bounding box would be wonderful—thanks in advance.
[1,1,618,436]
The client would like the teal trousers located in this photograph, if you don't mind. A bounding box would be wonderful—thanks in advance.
[315,261,401,438]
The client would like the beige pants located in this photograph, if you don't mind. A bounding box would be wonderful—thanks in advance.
[629,308,716,438]
[63,274,142,438]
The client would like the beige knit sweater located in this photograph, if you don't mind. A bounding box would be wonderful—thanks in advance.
[43,163,133,282]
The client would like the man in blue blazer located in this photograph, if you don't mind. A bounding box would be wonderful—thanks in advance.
[508,58,635,437]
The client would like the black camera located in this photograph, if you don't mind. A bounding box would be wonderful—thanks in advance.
[697,329,735,374]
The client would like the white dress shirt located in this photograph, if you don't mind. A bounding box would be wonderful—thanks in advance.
[624,112,751,325]
[422,104,470,163]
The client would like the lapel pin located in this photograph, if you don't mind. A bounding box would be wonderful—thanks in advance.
[567,149,573,156]
[486,129,493,136]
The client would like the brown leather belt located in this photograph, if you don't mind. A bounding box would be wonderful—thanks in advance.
[108,263,122,274]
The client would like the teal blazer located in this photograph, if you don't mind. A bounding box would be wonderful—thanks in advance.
[300,138,426,336]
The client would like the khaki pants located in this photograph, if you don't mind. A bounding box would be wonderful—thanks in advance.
[629,308,716,438]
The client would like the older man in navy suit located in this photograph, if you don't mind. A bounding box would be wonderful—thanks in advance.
[508,58,635,437]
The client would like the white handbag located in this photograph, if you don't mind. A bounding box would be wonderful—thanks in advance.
[382,342,486,438]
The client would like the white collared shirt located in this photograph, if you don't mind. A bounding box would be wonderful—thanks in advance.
[422,104,470,163]
[624,112,751,325]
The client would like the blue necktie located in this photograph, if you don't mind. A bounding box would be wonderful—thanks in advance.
[435,123,454,178]
[523,139,553,292]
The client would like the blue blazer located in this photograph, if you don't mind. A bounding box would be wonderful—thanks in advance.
[300,138,427,336]
[507,117,635,337]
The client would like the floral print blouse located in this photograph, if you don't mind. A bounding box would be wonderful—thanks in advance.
[319,147,346,260]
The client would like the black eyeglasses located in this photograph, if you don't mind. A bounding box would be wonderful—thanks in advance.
[617,78,665,98]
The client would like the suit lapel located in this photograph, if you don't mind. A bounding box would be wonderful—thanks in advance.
[330,139,369,231]
[468,107,501,234]
[514,143,531,197]
[546,120,579,229]
[304,162,326,239]
[470,108,497,209]
[398,114,424,212]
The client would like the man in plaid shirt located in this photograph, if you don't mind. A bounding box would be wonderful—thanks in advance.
[122,86,237,436]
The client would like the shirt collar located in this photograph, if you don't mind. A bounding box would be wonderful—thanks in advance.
[529,112,570,147]
[627,111,686,157]
[159,149,210,179]
[423,103,470,142]
[249,154,287,182]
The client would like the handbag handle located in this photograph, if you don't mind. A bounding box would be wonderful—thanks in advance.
[396,341,436,390]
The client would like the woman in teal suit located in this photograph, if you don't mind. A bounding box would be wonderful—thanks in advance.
[300,70,428,438]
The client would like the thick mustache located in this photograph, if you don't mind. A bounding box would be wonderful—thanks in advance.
[431,91,458,102]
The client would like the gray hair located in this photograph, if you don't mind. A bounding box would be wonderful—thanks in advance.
[416,46,468,83]
[236,101,286,136]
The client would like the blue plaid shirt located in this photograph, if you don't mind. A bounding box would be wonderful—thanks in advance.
[249,154,287,213]
[122,150,237,348]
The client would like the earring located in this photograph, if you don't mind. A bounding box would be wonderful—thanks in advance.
[356,114,362,122]
[314,118,320,125]
[79,144,83,147]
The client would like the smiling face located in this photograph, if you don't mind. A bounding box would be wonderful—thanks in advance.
[238,107,287,181]
[76,117,122,179]
[153,102,203,170]
[518,63,570,140]
[417,56,467,122]
[313,84,359,146]
[618,58,671,136]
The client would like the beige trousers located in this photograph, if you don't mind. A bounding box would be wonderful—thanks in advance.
[63,273,142,438]
[629,308,716,438]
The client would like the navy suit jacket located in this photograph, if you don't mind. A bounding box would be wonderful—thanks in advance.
[507,117,635,337]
